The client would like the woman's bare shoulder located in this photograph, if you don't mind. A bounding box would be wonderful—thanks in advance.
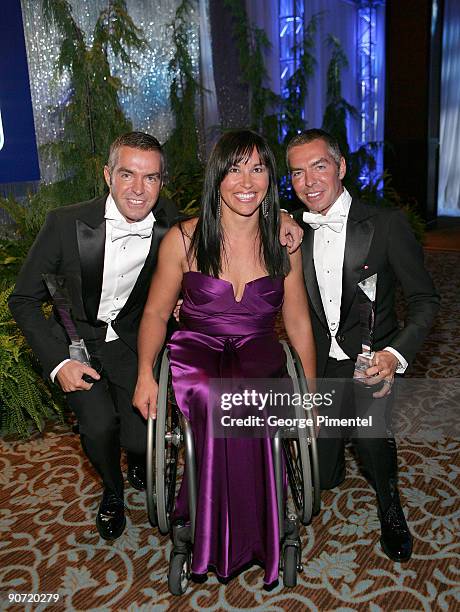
[160,218,199,269]
[176,217,199,238]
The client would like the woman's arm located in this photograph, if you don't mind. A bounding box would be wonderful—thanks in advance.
[133,225,185,418]
[282,249,316,384]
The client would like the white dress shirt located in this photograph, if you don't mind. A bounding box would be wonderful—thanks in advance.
[304,188,407,372]
[50,195,155,382]
[99,195,154,341]
[308,188,351,360]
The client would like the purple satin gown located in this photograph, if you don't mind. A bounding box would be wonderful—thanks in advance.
[167,271,286,584]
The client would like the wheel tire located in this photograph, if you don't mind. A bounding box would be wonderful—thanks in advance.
[283,437,313,525]
[146,415,157,527]
[283,545,298,588]
[281,341,318,524]
[168,552,189,596]
[155,351,180,535]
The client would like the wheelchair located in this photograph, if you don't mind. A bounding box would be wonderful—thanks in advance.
[146,341,320,595]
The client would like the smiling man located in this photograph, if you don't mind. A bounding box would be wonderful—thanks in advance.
[9,132,178,540]
[287,128,440,562]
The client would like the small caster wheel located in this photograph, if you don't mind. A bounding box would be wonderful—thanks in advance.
[283,545,298,588]
[168,552,190,595]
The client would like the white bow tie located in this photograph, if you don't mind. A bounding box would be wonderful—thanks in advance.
[109,218,153,241]
[303,211,345,233]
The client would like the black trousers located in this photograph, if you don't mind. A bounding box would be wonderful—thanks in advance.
[66,338,147,498]
[316,358,398,513]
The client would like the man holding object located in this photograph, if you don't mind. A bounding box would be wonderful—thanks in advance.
[287,129,440,562]
[9,132,177,540]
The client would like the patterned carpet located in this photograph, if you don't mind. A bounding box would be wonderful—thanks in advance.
[1,251,459,611]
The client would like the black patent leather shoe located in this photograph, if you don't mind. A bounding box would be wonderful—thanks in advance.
[96,491,126,540]
[379,499,413,562]
[127,463,146,491]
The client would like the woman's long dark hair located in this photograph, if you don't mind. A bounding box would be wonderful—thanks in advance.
[190,129,290,278]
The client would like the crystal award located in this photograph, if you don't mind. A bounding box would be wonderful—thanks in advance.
[353,273,377,383]
[43,274,101,378]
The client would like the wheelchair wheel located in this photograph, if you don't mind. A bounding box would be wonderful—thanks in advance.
[281,341,321,522]
[283,437,312,524]
[168,552,190,596]
[155,350,182,535]
[283,545,298,588]
[146,414,157,526]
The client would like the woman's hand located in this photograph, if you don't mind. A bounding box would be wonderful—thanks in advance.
[133,375,159,419]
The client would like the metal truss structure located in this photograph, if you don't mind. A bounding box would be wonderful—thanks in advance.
[356,0,385,185]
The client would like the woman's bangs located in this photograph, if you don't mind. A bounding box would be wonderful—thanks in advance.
[225,142,268,173]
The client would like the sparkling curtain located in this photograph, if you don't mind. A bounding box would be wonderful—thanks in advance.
[19,0,216,182]
[438,0,460,216]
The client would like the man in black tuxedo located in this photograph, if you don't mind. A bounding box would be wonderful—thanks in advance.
[9,132,178,540]
[287,129,440,562]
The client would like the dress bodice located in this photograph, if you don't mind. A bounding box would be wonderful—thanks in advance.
[179,271,284,338]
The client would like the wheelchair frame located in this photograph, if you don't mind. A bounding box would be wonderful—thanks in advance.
[146,340,320,594]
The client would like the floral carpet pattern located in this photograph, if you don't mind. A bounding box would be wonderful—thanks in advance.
[1,252,459,611]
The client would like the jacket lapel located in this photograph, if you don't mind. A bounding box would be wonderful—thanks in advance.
[118,206,170,317]
[76,198,106,325]
[340,200,376,325]
[297,215,328,329]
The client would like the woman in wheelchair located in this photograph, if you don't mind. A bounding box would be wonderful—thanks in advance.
[133,129,316,587]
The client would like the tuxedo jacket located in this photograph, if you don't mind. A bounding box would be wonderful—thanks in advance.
[294,199,440,377]
[9,196,178,378]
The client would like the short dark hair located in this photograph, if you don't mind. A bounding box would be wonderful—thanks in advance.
[191,129,289,278]
[286,128,343,169]
[107,131,166,177]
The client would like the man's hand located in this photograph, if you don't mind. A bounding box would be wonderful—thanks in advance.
[173,298,183,323]
[279,211,304,253]
[364,350,398,398]
[56,360,101,392]
[132,375,159,420]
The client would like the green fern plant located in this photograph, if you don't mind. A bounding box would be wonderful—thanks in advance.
[358,170,425,241]
[163,0,204,214]
[0,286,64,438]
[281,13,321,146]
[42,0,147,203]
[322,34,358,159]
[223,0,280,133]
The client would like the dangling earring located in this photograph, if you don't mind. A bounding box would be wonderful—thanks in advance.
[262,193,270,218]
[216,191,222,218]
